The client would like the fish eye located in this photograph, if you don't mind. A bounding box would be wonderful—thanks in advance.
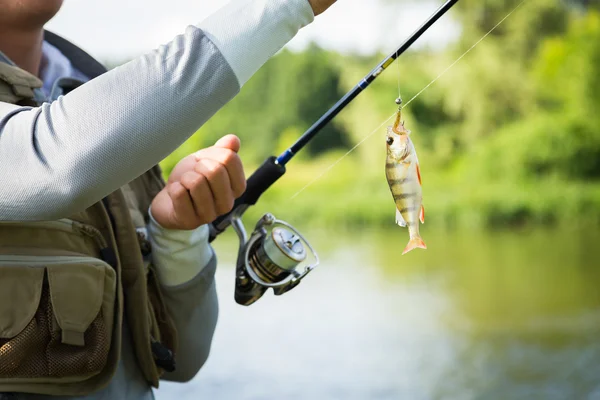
[386,137,394,145]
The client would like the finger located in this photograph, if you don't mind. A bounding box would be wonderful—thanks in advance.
[194,147,246,197]
[214,134,241,153]
[167,182,199,229]
[194,159,234,215]
[180,171,217,223]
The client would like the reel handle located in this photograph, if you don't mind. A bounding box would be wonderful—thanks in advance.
[210,156,286,242]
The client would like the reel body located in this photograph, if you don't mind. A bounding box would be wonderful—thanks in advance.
[231,213,319,306]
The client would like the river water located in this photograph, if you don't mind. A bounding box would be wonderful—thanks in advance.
[156,226,600,400]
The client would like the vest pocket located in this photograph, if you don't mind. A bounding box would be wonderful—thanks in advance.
[0,256,116,383]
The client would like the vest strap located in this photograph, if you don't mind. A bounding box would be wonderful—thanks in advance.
[0,50,46,105]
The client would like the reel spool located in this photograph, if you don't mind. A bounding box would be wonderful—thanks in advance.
[230,213,319,306]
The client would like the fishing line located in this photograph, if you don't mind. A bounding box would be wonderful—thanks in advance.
[290,113,397,200]
[289,0,527,200]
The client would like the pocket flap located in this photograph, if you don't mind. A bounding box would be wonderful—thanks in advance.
[47,264,106,346]
[0,266,45,338]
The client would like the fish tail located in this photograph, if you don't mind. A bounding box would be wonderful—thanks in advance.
[402,236,427,255]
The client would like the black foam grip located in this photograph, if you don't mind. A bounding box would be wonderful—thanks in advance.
[210,156,286,240]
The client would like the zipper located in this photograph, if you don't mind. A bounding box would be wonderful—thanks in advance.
[73,221,109,249]
[74,221,117,268]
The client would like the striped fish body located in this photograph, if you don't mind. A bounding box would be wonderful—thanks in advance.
[385,113,426,255]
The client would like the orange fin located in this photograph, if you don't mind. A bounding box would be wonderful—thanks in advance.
[420,205,425,224]
[416,163,422,186]
[402,237,427,255]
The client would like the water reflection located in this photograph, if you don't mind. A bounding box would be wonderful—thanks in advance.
[157,226,600,400]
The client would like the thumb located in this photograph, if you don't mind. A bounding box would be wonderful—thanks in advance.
[214,134,241,153]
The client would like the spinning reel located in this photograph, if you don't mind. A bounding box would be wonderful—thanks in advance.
[229,212,319,306]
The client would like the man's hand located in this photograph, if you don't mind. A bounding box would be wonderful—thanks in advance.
[151,135,246,230]
[308,0,337,16]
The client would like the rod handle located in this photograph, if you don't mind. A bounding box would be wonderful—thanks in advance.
[210,156,286,241]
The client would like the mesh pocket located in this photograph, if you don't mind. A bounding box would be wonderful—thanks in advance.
[0,256,117,385]
[0,284,110,379]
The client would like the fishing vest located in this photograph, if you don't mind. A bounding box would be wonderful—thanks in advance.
[0,32,178,396]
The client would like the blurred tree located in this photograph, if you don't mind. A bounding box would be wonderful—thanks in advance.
[528,10,600,179]
[281,44,352,156]
[469,10,600,182]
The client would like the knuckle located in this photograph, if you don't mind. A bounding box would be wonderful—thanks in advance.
[223,150,237,164]
[192,176,207,190]
[186,174,206,190]
[213,163,227,178]
[221,150,237,166]
[198,160,226,180]
[193,161,206,175]
[168,183,186,200]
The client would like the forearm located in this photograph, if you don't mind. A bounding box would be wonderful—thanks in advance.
[0,0,314,220]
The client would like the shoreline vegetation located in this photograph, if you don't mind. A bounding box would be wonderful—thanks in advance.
[150,2,600,232]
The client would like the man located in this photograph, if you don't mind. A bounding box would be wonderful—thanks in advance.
[0,0,336,399]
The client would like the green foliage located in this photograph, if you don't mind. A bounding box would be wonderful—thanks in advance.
[152,2,600,230]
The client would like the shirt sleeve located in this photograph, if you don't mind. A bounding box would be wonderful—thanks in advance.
[0,0,314,221]
[159,254,219,383]
[198,0,315,87]
[146,206,214,286]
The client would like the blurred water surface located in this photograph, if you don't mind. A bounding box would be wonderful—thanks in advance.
[156,225,600,400]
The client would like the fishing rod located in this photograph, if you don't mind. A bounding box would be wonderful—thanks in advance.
[209,0,460,306]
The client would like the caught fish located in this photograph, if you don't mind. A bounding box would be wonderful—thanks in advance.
[385,107,427,255]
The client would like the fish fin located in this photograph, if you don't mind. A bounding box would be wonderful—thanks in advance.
[416,162,422,186]
[420,205,425,224]
[402,237,427,255]
[395,208,407,227]
[413,148,420,165]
